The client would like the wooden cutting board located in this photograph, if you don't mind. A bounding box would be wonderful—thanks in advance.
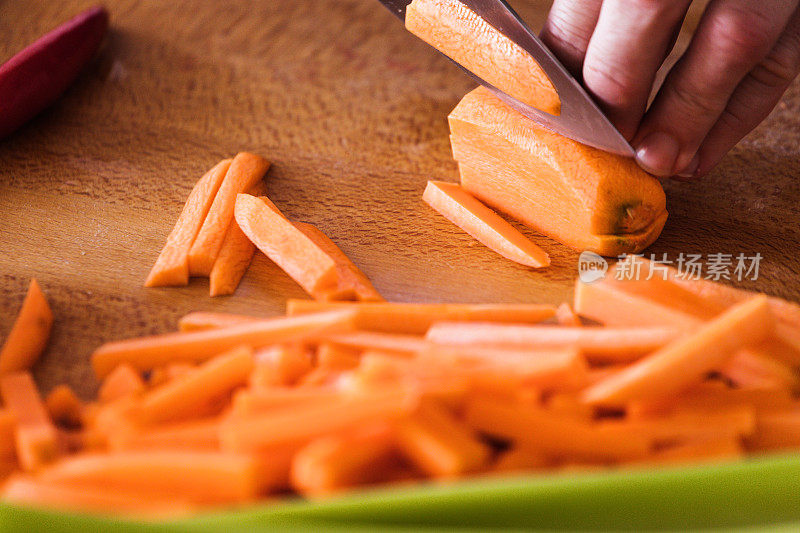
[1,0,799,396]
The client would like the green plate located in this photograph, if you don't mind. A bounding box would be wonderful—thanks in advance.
[2,453,800,532]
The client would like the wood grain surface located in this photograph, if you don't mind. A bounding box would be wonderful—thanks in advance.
[1,1,798,396]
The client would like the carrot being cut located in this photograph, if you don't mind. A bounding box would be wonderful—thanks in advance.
[45,386,83,428]
[91,309,356,378]
[188,153,271,277]
[178,311,262,332]
[144,159,232,287]
[234,194,338,295]
[582,296,774,407]
[292,221,384,302]
[449,86,667,256]
[0,372,59,471]
[287,300,556,334]
[98,364,145,404]
[0,279,53,374]
[423,181,550,268]
[405,0,560,115]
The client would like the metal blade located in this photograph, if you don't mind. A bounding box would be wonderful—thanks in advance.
[377,0,635,156]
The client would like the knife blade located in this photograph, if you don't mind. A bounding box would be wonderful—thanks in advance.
[378,0,635,157]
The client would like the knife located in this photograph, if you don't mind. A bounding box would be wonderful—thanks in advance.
[378,0,635,157]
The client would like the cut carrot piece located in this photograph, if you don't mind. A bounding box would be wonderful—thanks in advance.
[178,311,262,332]
[98,364,145,404]
[92,309,355,378]
[250,344,313,387]
[493,446,550,472]
[544,393,593,420]
[582,296,774,407]
[109,417,220,452]
[230,388,344,416]
[745,410,800,452]
[423,181,549,268]
[0,372,59,471]
[0,409,16,462]
[290,423,398,496]
[426,322,680,363]
[287,300,556,334]
[292,221,384,302]
[321,332,427,355]
[718,349,799,390]
[317,343,361,371]
[187,153,270,276]
[0,279,52,374]
[136,345,253,425]
[405,0,560,115]
[396,400,491,477]
[555,303,581,326]
[648,437,743,465]
[38,451,262,504]
[449,87,667,256]
[208,220,256,297]
[45,385,83,428]
[144,159,232,287]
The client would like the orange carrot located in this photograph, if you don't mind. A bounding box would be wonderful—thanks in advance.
[423,181,549,268]
[98,364,145,404]
[178,311,262,332]
[234,194,338,295]
[109,417,220,452]
[0,279,52,374]
[321,332,427,355]
[287,300,556,334]
[187,153,270,277]
[745,410,800,451]
[208,221,256,297]
[0,372,59,471]
[144,159,232,287]
[555,303,581,326]
[292,221,384,302]
[92,310,356,378]
[136,345,253,425]
[493,446,550,472]
[45,385,83,428]
[648,437,743,465]
[582,296,774,407]
[230,388,345,416]
[426,323,681,363]
[544,393,593,420]
[0,409,16,463]
[718,349,799,390]
[250,344,313,388]
[316,343,361,371]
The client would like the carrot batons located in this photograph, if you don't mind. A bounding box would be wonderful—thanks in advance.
[0,279,52,374]
[178,311,262,332]
[449,87,667,256]
[44,386,83,428]
[144,159,231,287]
[98,364,145,404]
[0,372,59,471]
[405,0,560,115]
[0,410,16,463]
[208,218,257,297]
[188,153,271,277]
[250,345,313,387]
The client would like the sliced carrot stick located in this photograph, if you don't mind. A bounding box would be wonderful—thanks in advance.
[187,153,270,277]
[0,409,16,463]
[290,423,398,496]
[208,221,257,297]
[582,296,774,407]
[647,437,743,465]
[544,393,593,420]
[745,410,800,452]
[321,331,427,355]
[493,446,550,473]
[144,159,232,287]
[230,388,344,416]
[38,451,262,504]
[295,367,345,388]
[45,385,83,428]
[136,345,253,425]
[287,300,556,334]
[249,344,313,388]
[555,303,581,326]
[718,348,799,390]
[98,364,145,404]
[108,417,220,452]
[464,397,650,462]
[0,279,52,374]
[396,400,491,477]
[0,372,59,471]
[92,309,356,378]
[234,194,338,295]
[316,342,361,371]
[292,221,384,302]
[426,322,681,363]
[423,181,550,268]
[178,311,263,332]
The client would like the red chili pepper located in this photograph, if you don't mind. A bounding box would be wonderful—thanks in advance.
[0,5,109,140]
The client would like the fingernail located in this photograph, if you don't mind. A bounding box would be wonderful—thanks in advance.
[635,132,680,176]
[675,153,700,178]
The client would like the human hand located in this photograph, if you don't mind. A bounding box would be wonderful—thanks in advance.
[540,0,800,178]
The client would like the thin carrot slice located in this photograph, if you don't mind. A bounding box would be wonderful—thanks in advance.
[38,451,262,504]
[647,437,743,465]
[396,400,491,477]
[0,409,16,462]
[147,363,195,388]
[0,372,59,471]
[316,343,361,371]
[109,417,220,452]
[745,410,800,452]
[718,348,799,390]
[230,388,344,416]
[208,220,256,297]
[250,344,313,388]
[187,153,270,277]
[426,322,681,363]
[0,279,53,374]
[136,345,253,425]
[178,311,262,332]
[290,423,398,496]
[45,385,83,428]
[234,194,338,295]
[582,296,774,407]
[321,332,427,355]
[293,221,384,302]
[423,181,549,268]
[544,393,593,420]
[555,303,581,326]
[98,364,145,404]
[144,159,232,287]
[92,309,356,378]
[287,300,556,334]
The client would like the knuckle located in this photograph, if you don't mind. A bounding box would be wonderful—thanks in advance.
[583,57,641,108]
[752,34,800,88]
[667,77,725,118]
[706,5,776,61]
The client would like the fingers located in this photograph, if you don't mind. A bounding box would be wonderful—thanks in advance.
[582,0,692,139]
[633,0,798,177]
[540,0,603,77]
[694,7,800,177]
